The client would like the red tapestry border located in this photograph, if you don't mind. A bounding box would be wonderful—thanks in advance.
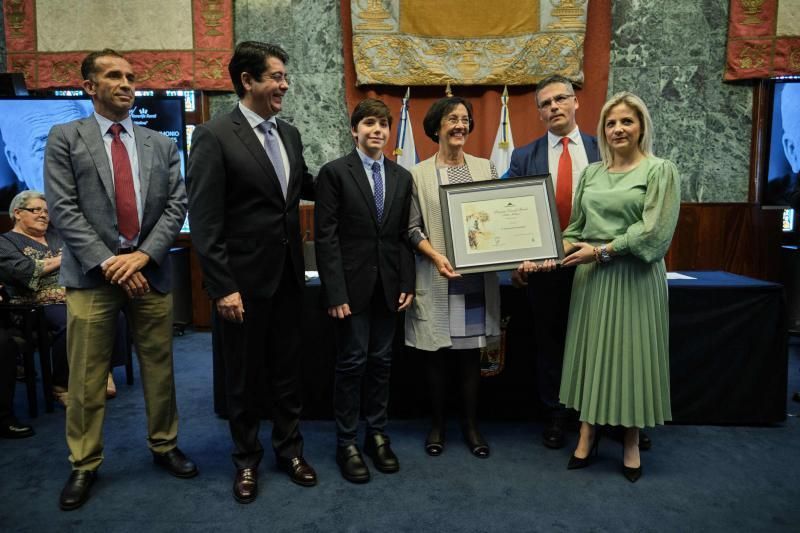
[724,0,800,81]
[3,0,233,90]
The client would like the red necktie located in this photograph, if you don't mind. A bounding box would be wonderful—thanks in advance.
[109,124,139,241]
[556,137,572,231]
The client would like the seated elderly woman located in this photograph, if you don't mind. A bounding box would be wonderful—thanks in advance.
[0,191,124,405]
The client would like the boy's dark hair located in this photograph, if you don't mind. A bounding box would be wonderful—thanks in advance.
[350,98,393,130]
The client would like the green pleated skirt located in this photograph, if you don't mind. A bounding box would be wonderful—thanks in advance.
[559,255,672,428]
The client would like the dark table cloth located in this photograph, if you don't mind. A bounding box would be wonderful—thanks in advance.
[212,271,787,425]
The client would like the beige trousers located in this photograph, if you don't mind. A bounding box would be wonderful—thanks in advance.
[65,285,178,471]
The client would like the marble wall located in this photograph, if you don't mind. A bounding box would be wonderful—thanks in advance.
[608,0,753,202]
[209,0,353,175]
[0,0,754,200]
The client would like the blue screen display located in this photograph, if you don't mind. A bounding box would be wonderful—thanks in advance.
[0,96,187,227]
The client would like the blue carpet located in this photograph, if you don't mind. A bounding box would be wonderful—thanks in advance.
[1,330,799,532]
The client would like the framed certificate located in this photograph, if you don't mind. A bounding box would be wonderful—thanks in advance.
[438,174,565,274]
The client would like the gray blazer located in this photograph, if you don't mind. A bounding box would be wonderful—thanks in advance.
[44,116,187,294]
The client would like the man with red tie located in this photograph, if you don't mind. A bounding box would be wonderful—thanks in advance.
[508,75,600,450]
[45,49,194,511]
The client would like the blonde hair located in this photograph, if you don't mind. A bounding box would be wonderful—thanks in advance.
[596,92,654,166]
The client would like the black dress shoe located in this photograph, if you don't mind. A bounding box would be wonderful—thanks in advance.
[152,447,198,478]
[542,423,565,449]
[364,433,399,473]
[0,418,34,439]
[278,456,317,486]
[462,426,490,459]
[233,468,257,504]
[59,470,96,511]
[639,431,652,451]
[424,427,445,457]
[336,444,370,483]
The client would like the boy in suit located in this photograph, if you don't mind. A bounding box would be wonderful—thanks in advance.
[314,99,415,483]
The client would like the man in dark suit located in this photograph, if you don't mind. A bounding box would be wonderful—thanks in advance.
[314,99,414,483]
[187,41,316,503]
[45,49,195,511]
[509,75,600,450]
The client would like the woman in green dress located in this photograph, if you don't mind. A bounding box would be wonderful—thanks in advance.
[558,92,681,482]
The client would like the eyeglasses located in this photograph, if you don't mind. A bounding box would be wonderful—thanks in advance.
[444,116,472,126]
[538,93,575,109]
[266,73,290,84]
[18,207,49,215]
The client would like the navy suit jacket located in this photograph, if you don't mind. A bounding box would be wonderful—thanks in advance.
[314,150,414,314]
[508,132,600,178]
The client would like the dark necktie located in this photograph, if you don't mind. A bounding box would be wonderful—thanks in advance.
[108,123,139,240]
[260,121,288,198]
[556,137,573,231]
[372,161,384,222]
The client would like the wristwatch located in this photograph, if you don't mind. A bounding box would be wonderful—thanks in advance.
[598,245,612,263]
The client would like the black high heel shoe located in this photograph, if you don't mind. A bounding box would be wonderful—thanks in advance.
[462,426,490,458]
[622,464,642,482]
[425,427,445,456]
[567,435,600,470]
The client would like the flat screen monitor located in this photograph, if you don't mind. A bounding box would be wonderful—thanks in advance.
[763,79,800,232]
[0,95,187,228]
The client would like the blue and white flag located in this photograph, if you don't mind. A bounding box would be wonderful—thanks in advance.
[394,88,418,170]
[490,86,515,178]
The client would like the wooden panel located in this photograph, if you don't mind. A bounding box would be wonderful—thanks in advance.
[665,203,783,281]
[300,204,314,242]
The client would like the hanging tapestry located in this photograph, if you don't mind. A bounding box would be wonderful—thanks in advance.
[3,0,233,90]
[351,0,589,86]
[724,0,800,80]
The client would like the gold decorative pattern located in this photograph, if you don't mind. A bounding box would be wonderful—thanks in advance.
[547,0,587,31]
[201,0,224,37]
[354,0,393,32]
[51,60,80,84]
[198,57,226,80]
[351,0,586,86]
[737,42,769,69]
[789,47,800,71]
[739,0,765,26]
[353,33,583,86]
[11,58,34,82]
[136,60,183,82]
[5,0,27,39]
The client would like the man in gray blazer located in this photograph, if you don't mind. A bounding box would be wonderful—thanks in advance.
[44,49,195,512]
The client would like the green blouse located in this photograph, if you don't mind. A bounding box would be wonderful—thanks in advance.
[563,156,681,264]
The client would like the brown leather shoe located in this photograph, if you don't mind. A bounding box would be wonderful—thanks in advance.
[233,468,257,504]
[278,456,317,487]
